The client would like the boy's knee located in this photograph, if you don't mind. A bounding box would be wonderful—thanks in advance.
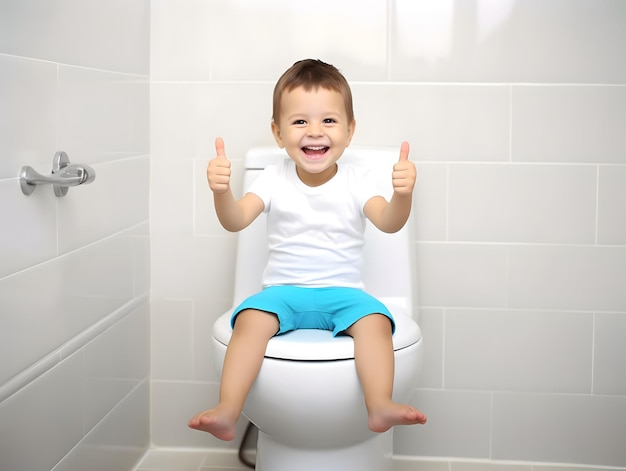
[233,309,280,334]
[345,313,393,337]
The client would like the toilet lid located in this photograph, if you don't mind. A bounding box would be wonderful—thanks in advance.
[213,297,421,361]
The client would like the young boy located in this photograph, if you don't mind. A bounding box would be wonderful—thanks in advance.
[188,59,427,441]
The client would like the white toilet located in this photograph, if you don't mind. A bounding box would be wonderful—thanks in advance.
[212,146,423,471]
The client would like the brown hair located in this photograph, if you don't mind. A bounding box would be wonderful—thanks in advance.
[272,59,354,124]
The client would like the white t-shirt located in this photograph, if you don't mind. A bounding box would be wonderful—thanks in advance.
[247,158,384,289]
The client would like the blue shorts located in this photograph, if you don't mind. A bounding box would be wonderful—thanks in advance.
[231,286,395,337]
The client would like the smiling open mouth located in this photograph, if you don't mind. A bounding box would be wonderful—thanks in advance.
[302,146,329,157]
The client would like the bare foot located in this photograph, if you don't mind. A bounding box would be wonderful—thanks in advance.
[368,401,427,433]
[187,406,238,441]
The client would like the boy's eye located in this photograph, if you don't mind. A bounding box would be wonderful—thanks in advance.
[323,118,336,124]
[293,119,306,125]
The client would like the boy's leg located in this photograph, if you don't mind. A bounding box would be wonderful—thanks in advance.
[345,314,427,433]
[188,309,279,440]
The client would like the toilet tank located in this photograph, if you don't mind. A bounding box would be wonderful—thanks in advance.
[232,146,417,318]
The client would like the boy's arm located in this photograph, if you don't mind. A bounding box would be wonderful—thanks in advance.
[208,137,264,232]
[364,142,416,234]
[213,191,264,233]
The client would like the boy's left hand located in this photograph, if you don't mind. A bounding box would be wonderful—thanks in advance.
[392,141,416,195]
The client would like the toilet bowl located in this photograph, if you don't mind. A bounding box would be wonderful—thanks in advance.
[211,147,423,471]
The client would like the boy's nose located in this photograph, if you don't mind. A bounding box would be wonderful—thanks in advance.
[307,122,323,136]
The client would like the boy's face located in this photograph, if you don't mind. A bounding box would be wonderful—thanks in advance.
[271,86,356,186]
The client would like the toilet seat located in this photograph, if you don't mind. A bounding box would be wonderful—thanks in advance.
[212,297,421,361]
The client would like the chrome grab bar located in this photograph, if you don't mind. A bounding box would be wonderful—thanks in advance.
[20,151,96,197]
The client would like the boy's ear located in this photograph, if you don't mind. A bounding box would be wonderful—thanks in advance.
[347,119,357,144]
[271,121,285,148]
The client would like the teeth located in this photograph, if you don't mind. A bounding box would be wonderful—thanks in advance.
[305,146,326,150]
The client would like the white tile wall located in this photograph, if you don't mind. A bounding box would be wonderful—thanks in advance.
[57,66,149,165]
[83,304,150,431]
[0,1,150,470]
[57,157,150,253]
[0,55,57,180]
[492,393,626,466]
[0,352,85,471]
[207,0,389,82]
[598,166,626,245]
[0,168,58,277]
[150,380,249,450]
[53,381,150,471]
[448,164,597,244]
[390,0,626,83]
[151,299,195,381]
[351,84,511,160]
[593,313,626,395]
[508,245,626,312]
[444,309,593,393]
[0,0,149,74]
[394,389,493,458]
[0,234,136,386]
[416,243,509,308]
[512,86,626,164]
[149,1,626,469]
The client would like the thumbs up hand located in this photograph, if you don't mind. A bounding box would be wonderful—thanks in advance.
[207,137,231,194]
[391,141,416,196]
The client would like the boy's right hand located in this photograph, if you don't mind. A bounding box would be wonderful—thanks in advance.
[207,137,231,194]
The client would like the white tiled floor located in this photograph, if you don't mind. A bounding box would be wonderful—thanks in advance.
[133,449,253,471]
[133,449,450,471]
[133,449,626,471]
[133,449,441,471]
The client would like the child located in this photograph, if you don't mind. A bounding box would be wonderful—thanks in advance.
[188,59,427,441]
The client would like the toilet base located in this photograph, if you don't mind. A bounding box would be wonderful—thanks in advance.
[255,429,393,471]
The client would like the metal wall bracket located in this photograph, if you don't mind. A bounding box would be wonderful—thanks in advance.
[20,152,96,197]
